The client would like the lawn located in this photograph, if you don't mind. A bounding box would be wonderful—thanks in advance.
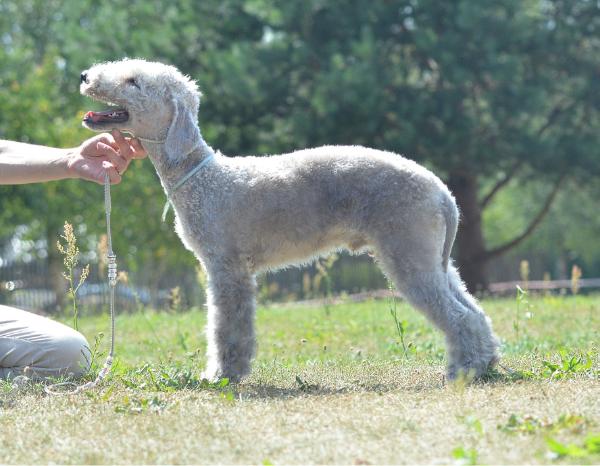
[1,294,599,464]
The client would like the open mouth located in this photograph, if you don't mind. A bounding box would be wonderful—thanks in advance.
[83,107,129,125]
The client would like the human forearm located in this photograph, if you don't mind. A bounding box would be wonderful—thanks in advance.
[0,133,146,185]
[0,141,74,184]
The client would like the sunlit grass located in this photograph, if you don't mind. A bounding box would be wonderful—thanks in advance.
[77,293,599,368]
[1,294,598,464]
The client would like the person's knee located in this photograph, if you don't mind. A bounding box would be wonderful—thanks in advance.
[0,307,92,380]
[46,330,91,379]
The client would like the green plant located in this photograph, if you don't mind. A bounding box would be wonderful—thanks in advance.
[571,265,582,295]
[57,221,89,331]
[452,446,478,465]
[520,260,530,292]
[541,350,594,379]
[295,375,318,392]
[499,414,546,434]
[452,415,483,464]
[168,286,182,313]
[88,332,106,372]
[463,415,484,436]
[514,284,529,343]
[176,330,189,352]
[196,265,208,303]
[546,433,600,459]
[314,254,338,315]
[387,282,409,358]
[114,395,168,414]
[498,414,588,435]
[119,363,231,393]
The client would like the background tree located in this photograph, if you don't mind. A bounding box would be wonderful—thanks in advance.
[215,0,600,291]
[1,0,599,306]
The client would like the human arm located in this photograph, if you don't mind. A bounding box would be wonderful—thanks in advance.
[0,130,146,185]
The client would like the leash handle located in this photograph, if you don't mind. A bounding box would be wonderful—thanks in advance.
[45,172,117,395]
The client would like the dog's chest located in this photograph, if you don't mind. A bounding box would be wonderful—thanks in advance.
[172,205,212,259]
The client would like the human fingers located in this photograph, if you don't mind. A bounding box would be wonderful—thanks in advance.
[127,137,148,159]
[95,133,120,151]
[96,141,128,175]
[79,133,117,157]
[111,129,135,161]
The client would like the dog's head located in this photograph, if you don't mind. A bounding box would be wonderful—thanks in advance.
[80,58,202,160]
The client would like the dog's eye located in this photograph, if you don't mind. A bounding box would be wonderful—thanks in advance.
[126,77,140,89]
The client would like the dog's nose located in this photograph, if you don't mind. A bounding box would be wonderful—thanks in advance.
[80,71,89,84]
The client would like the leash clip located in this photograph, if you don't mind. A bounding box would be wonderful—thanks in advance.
[107,253,117,287]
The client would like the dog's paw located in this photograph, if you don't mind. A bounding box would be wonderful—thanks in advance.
[201,368,242,385]
[447,354,500,382]
[200,369,221,384]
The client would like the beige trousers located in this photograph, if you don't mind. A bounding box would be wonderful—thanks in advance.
[0,305,91,380]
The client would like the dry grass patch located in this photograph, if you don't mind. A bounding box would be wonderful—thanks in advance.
[0,295,599,464]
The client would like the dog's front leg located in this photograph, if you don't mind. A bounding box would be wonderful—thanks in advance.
[201,261,257,383]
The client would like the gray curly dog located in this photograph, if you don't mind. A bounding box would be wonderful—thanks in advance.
[80,58,499,382]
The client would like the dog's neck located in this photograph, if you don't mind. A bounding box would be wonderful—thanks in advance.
[142,134,216,192]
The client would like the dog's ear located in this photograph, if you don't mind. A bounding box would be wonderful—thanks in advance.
[165,98,200,163]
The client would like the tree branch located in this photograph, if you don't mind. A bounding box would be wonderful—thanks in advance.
[479,160,524,209]
[477,98,576,211]
[479,174,567,262]
[537,99,580,138]
[478,100,576,211]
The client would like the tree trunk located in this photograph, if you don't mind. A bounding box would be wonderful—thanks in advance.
[447,172,489,293]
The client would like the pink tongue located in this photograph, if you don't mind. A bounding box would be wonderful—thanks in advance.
[84,111,101,122]
[83,109,128,123]
[84,110,116,122]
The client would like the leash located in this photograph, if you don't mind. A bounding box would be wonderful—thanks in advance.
[161,153,214,221]
[45,172,117,395]
[44,131,212,394]
[497,362,517,376]
[135,134,215,223]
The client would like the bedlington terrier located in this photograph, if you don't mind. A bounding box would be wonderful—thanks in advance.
[80,58,499,382]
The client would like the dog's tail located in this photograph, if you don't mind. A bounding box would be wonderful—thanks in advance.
[441,192,459,271]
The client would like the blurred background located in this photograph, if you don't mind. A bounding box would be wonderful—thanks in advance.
[1,0,599,313]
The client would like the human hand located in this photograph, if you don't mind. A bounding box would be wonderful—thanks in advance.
[67,130,147,184]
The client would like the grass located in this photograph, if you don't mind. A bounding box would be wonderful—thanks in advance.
[0,294,599,464]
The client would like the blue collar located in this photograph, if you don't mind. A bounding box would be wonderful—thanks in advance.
[161,153,215,222]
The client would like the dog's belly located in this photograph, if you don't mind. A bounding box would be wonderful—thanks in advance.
[252,226,368,272]
[175,211,365,273]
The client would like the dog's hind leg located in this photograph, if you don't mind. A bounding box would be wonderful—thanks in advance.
[445,262,500,373]
[376,239,499,380]
[202,261,257,383]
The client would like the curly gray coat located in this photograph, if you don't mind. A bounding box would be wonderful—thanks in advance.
[80,58,499,382]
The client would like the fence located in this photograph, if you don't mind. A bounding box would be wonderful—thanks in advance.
[0,253,389,312]
[0,259,175,314]
[2,256,599,314]
[488,278,600,295]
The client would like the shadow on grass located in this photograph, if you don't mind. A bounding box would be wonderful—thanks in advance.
[1,359,573,407]
[234,369,535,400]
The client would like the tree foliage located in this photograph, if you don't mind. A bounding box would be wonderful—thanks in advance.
[1,0,599,295]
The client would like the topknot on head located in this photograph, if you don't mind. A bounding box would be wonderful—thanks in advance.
[96,57,202,114]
